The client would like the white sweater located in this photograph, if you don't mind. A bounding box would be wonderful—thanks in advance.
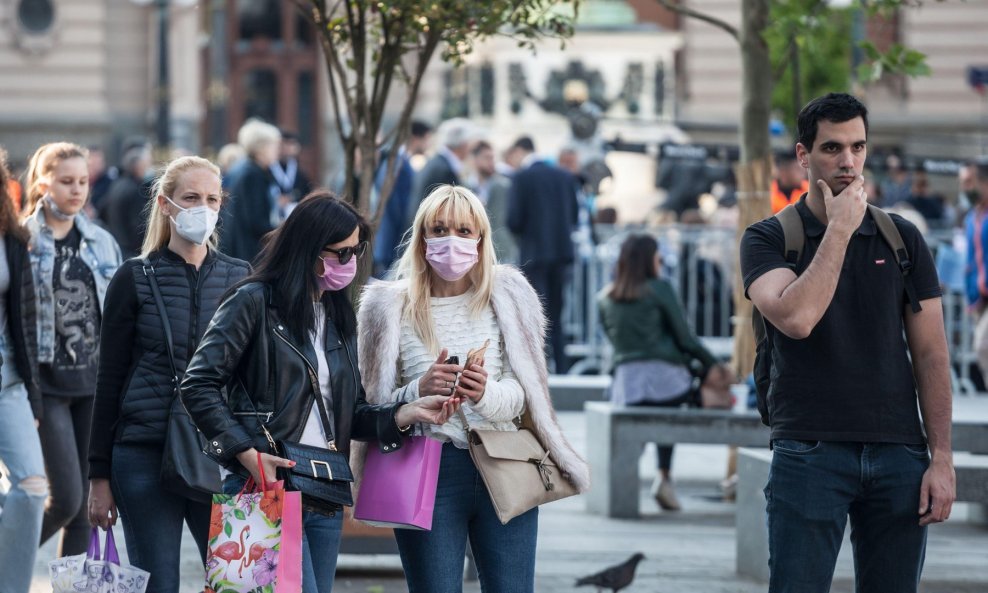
[395,290,525,448]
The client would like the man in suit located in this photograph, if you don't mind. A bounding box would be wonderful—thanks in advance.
[470,140,517,264]
[372,120,433,277]
[406,118,477,226]
[507,136,579,372]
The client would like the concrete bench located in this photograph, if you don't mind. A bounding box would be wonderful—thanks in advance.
[548,374,611,411]
[736,429,988,582]
[584,401,771,518]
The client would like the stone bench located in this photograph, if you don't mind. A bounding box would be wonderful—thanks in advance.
[736,429,988,582]
[584,401,771,518]
[548,374,611,411]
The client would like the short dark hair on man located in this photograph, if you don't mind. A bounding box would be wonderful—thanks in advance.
[512,136,536,153]
[974,156,988,182]
[410,120,433,138]
[280,130,299,142]
[796,93,869,151]
[774,150,798,165]
[472,140,493,156]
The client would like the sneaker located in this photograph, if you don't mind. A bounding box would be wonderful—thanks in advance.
[651,478,681,511]
[720,474,739,502]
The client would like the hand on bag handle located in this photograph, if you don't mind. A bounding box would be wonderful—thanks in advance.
[236,447,295,492]
[87,478,118,529]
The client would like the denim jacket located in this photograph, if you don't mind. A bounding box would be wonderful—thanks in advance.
[25,203,122,364]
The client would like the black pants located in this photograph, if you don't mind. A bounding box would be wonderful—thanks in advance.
[520,261,568,373]
[630,392,692,471]
[39,394,93,556]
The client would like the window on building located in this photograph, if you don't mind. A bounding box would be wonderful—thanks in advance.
[17,0,55,34]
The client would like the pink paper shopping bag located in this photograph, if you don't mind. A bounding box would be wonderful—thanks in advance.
[205,457,302,593]
[354,435,442,530]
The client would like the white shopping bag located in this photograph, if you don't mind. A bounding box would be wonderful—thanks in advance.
[49,527,149,593]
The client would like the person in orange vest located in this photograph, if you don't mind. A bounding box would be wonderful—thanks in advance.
[770,151,810,213]
[6,178,22,212]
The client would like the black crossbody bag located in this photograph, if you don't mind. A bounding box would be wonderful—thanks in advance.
[143,259,222,504]
[243,322,353,516]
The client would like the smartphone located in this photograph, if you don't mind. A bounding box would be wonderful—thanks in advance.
[445,356,459,365]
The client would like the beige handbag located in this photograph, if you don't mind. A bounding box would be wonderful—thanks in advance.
[458,409,578,525]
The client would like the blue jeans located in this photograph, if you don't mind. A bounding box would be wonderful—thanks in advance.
[0,382,47,593]
[394,443,538,593]
[223,474,343,593]
[111,444,211,593]
[766,440,930,593]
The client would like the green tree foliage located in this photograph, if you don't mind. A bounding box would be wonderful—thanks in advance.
[293,0,579,225]
[766,2,854,131]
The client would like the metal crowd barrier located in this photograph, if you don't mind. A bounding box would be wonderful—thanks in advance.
[561,224,983,396]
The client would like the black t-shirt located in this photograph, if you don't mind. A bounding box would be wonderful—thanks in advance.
[740,200,942,444]
[39,226,101,397]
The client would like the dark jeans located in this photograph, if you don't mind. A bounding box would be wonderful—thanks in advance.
[394,444,538,593]
[39,394,93,555]
[223,474,343,593]
[766,440,930,593]
[520,262,567,373]
[629,392,691,471]
[111,444,211,593]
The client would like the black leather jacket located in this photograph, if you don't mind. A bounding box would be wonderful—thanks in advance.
[180,282,405,471]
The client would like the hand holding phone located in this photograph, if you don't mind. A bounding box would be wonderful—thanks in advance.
[418,348,462,397]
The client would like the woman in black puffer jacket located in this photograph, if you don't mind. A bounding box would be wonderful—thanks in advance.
[87,156,249,593]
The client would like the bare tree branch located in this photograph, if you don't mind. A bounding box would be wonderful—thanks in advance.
[656,0,739,41]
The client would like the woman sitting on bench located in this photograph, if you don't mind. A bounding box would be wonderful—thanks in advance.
[598,233,732,511]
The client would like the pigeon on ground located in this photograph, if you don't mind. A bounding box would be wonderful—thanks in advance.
[574,552,646,592]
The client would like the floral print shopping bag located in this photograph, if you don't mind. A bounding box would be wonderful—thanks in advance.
[205,459,302,593]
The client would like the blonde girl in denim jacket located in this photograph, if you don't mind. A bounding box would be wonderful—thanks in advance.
[23,142,122,556]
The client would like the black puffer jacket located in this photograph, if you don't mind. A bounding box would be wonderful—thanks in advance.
[88,248,249,479]
[4,234,41,418]
[180,282,405,470]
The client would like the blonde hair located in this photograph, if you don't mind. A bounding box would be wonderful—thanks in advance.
[394,185,497,354]
[24,142,88,214]
[141,156,223,258]
[237,119,281,158]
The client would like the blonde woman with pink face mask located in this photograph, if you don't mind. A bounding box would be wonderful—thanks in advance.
[355,185,589,593]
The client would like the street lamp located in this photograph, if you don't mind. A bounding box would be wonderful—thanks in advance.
[129,0,197,149]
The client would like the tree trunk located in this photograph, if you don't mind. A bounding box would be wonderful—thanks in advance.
[732,0,773,379]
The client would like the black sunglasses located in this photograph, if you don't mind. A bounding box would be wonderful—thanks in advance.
[323,241,368,265]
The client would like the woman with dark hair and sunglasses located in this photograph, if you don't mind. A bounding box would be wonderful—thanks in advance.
[598,233,732,511]
[180,191,461,593]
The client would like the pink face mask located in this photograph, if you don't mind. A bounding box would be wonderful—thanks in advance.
[317,256,357,291]
[425,236,480,281]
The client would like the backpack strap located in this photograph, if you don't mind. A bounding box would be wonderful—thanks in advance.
[776,204,804,270]
[868,205,922,314]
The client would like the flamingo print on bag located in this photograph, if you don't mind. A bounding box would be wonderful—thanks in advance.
[239,542,270,578]
[211,525,250,580]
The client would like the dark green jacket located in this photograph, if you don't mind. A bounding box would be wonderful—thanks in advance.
[598,278,717,371]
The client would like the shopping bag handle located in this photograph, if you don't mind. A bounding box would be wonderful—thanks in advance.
[239,452,270,496]
[87,527,121,565]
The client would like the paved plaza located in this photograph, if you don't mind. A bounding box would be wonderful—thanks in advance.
[31,400,988,593]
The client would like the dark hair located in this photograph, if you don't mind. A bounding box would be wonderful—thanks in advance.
[410,120,433,138]
[609,234,658,302]
[472,140,493,156]
[796,93,869,151]
[512,136,536,153]
[280,130,299,143]
[0,148,28,243]
[239,191,367,342]
[974,157,988,183]
[774,150,798,165]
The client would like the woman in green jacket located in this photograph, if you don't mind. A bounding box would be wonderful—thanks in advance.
[598,233,730,511]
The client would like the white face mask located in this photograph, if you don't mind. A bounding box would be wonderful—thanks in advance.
[165,197,219,245]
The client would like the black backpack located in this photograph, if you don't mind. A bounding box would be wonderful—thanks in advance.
[751,203,923,426]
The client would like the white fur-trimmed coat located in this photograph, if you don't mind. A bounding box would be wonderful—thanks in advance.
[352,265,590,493]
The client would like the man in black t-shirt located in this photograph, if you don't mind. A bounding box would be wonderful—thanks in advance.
[740,93,955,593]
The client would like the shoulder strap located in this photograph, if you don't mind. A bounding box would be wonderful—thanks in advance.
[868,206,922,314]
[141,258,179,384]
[775,204,804,269]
